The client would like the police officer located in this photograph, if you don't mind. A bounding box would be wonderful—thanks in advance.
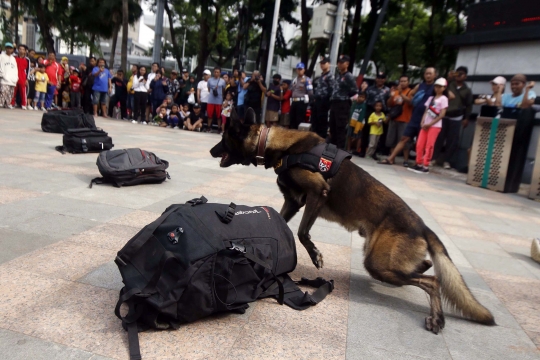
[289,62,313,129]
[311,56,334,139]
[330,55,358,149]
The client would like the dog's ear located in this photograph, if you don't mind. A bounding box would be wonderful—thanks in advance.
[244,107,257,125]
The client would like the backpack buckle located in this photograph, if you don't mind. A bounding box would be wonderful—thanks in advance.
[216,203,236,224]
[187,196,208,206]
[167,227,184,245]
[229,242,246,253]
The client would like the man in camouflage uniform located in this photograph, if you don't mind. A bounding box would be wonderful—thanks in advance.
[289,62,313,129]
[311,56,334,139]
[329,56,358,149]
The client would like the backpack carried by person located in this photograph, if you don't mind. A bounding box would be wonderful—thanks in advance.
[115,196,334,360]
[55,128,113,154]
[89,148,170,188]
[41,110,96,133]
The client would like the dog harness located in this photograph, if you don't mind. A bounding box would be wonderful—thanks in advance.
[274,143,352,180]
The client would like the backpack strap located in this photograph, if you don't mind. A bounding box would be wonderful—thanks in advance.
[89,177,121,188]
[216,202,236,224]
[283,277,334,310]
[55,145,66,154]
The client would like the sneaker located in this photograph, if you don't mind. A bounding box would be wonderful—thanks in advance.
[443,162,451,170]
[122,118,130,121]
[173,126,179,129]
[196,127,201,132]
[7,105,14,109]
[27,105,33,110]
[131,120,138,124]
[21,106,27,110]
[34,107,39,111]
[408,164,423,173]
[41,107,47,112]
[142,121,147,125]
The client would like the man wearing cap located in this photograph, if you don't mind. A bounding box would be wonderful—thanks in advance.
[433,66,473,169]
[311,56,334,138]
[44,52,61,109]
[329,55,358,149]
[0,42,18,109]
[10,44,31,109]
[264,74,282,127]
[289,62,313,129]
[197,69,211,121]
[495,74,536,109]
[243,70,267,124]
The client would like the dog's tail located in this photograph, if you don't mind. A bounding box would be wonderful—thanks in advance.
[425,228,495,325]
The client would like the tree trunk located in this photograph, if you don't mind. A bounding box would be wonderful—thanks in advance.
[120,0,129,71]
[109,21,120,69]
[307,41,325,77]
[89,34,96,59]
[163,0,182,73]
[348,0,363,72]
[300,0,309,65]
[34,2,55,54]
[12,0,19,44]
[401,13,416,74]
[196,5,210,78]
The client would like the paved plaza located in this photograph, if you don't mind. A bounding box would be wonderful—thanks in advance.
[0,109,539,360]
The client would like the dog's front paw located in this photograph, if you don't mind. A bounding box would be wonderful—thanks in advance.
[425,314,444,334]
[310,248,324,269]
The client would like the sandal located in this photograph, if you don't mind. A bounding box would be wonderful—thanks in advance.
[377,159,394,165]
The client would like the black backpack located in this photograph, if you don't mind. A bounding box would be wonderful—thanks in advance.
[115,196,334,360]
[90,148,170,188]
[55,128,114,154]
[41,110,96,133]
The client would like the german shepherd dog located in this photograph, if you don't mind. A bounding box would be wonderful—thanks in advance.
[210,109,495,334]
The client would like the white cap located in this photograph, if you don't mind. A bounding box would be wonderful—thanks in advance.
[203,69,211,75]
[434,78,447,87]
[491,76,506,86]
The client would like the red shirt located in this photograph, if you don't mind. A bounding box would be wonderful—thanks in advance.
[70,75,81,92]
[15,56,29,83]
[281,89,292,114]
[45,62,60,86]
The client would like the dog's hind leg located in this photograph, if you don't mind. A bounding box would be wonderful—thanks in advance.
[415,260,433,274]
[280,196,302,223]
[298,190,329,269]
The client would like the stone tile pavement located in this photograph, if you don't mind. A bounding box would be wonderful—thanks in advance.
[0,109,539,359]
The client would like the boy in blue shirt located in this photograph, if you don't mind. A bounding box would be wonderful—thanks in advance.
[91,58,112,117]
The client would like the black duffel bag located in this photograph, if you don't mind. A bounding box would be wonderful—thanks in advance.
[55,128,114,154]
[114,196,334,360]
[41,110,96,133]
[90,148,170,188]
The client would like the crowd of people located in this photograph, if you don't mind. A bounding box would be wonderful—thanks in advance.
[1,41,536,174]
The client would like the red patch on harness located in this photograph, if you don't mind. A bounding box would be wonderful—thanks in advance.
[319,158,332,172]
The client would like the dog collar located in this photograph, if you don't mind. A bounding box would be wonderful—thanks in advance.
[256,126,270,166]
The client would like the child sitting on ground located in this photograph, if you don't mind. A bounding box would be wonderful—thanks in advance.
[167,104,181,129]
[221,92,233,134]
[366,100,386,160]
[346,92,366,154]
[180,103,190,129]
[153,107,168,127]
[185,103,204,131]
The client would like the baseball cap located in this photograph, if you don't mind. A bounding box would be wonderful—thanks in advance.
[511,74,527,83]
[203,69,211,75]
[319,56,330,64]
[434,78,447,87]
[296,62,305,69]
[73,68,79,73]
[193,103,201,108]
[455,66,468,74]
[61,56,68,61]
[338,55,350,63]
[491,76,506,86]
[4,42,13,48]
[376,72,387,79]
[182,69,189,73]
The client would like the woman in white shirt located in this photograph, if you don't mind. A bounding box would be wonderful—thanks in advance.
[132,66,150,124]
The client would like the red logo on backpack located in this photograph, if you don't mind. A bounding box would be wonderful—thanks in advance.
[319,158,332,172]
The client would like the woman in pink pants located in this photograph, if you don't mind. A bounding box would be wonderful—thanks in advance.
[409,78,448,174]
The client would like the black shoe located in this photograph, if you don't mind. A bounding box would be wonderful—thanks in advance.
[408,164,423,173]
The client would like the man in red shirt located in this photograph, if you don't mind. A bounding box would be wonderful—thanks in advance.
[279,80,292,128]
[11,44,30,109]
[44,52,61,109]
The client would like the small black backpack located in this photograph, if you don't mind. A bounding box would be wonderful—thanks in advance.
[115,196,334,360]
[90,148,170,188]
[56,128,114,154]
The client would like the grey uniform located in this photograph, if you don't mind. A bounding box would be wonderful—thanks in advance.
[311,71,335,138]
[289,75,313,130]
[330,71,358,149]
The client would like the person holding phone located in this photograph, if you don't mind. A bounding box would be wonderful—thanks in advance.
[131,66,150,124]
[91,58,112,117]
[495,74,536,109]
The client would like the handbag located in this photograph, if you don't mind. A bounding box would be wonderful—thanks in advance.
[387,105,403,120]
[188,92,195,104]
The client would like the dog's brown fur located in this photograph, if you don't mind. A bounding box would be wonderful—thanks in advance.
[210,110,495,333]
